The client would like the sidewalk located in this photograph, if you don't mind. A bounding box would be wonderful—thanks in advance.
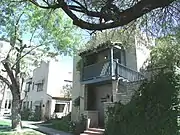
[31,125,73,135]
[0,117,73,135]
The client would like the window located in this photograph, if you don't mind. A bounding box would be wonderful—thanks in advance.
[54,104,65,113]
[8,100,11,109]
[37,83,43,92]
[27,101,29,108]
[113,49,126,66]
[27,83,31,92]
[5,100,7,109]
[30,101,32,110]
[23,101,26,109]
[32,82,34,90]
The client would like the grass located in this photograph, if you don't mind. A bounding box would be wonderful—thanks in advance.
[0,128,45,135]
[0,120,10,126]
[45,118,70,132]
[44,114,71,132]
[0,120,45,135]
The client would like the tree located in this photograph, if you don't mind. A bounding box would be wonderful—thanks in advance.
[25,0,179,33]
[63,84,72,98]
[142,28,180,70]
[0,1,80,129]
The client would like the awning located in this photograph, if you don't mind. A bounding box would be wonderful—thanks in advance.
[35,79,44,85]
[33,100,42,105]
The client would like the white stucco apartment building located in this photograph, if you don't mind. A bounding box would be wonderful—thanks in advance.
[23,60,72,120]
[71,30,155,129]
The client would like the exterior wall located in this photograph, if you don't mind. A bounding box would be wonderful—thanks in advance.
[0,89,12,116]
[116,81,143,105]
[125,46,137,70]
[94,84,112,126]
[51,99,71,118]
[25,60,72,119]
[96,50,109,62]
[46,61,69,97]
[135,33,155,71]
[72,31,154,125]
[71,56,85,121]
[25,61,49,105]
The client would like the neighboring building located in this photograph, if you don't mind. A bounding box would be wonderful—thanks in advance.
[71,31,155,128]
[23,60,72,120]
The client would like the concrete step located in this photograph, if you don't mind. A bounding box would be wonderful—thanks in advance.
[84,130,104,135]
[88,128,105,132]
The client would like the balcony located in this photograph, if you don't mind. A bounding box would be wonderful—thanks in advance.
[81,59,144,84]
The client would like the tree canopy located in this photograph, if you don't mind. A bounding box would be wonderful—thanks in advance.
[25,0,179,34]
[0,0,81,129]
[141,27,180,70]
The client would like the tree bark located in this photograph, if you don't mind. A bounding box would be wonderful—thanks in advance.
[11,88,22,130]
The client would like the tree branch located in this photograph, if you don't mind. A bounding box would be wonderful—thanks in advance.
[1,60,17,89]
[34,0,175,30]
[0,74,11,88]
[28,0,60,9]
[11,43,47,70]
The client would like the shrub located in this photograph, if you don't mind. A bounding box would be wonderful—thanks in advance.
[29,107,42,121]
[105,70,179,135]
[20,108,32,120]
[46,113,72,132]
[70,114,87,135]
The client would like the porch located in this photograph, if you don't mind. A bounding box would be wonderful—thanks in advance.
[83,83,113,128]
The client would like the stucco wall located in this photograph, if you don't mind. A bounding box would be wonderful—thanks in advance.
[135,33,155,71]
[25,61,49,109]
[71,56,83,121]
[125,46,137,70]
[94,84,112,126]
[46,61,65,97]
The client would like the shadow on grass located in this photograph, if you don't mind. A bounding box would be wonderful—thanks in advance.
[0,126,45,135]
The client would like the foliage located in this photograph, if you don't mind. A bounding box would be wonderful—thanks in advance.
[20,108,32,120]
[142,30,180,70]
[45,113,72,132]
[45,113,86,134]
[105,70,179,135]
[31,106,42,121]
[70,114,87,135]
[0,0,81,129]
[63,84,72,98]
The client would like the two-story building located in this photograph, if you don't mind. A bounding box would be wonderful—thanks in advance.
[71,31,155,129]
[23,60,72,120]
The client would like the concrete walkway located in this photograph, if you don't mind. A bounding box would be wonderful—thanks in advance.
[0,117,73,135]
[30,125,73,135]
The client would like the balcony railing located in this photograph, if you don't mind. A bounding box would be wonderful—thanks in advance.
[82,59,144,82]
[114,60,144,82]
[82,60,110,81]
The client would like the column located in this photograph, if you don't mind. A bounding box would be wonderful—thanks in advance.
[112,80,117,102]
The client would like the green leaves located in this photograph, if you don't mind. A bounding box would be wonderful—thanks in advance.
[0,0,81,78]
[106,71,179,135]
[144,30,180,70]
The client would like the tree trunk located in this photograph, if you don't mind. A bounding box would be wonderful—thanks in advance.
[11,91,22,130]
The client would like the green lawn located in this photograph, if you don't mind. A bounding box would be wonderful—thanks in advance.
[44,119,70,132]
[0,120,45,135]
[0,120,10,126]
[0,128,45,135]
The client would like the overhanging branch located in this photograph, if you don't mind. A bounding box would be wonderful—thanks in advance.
[30,0,175,30]
[0,75,11,88]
